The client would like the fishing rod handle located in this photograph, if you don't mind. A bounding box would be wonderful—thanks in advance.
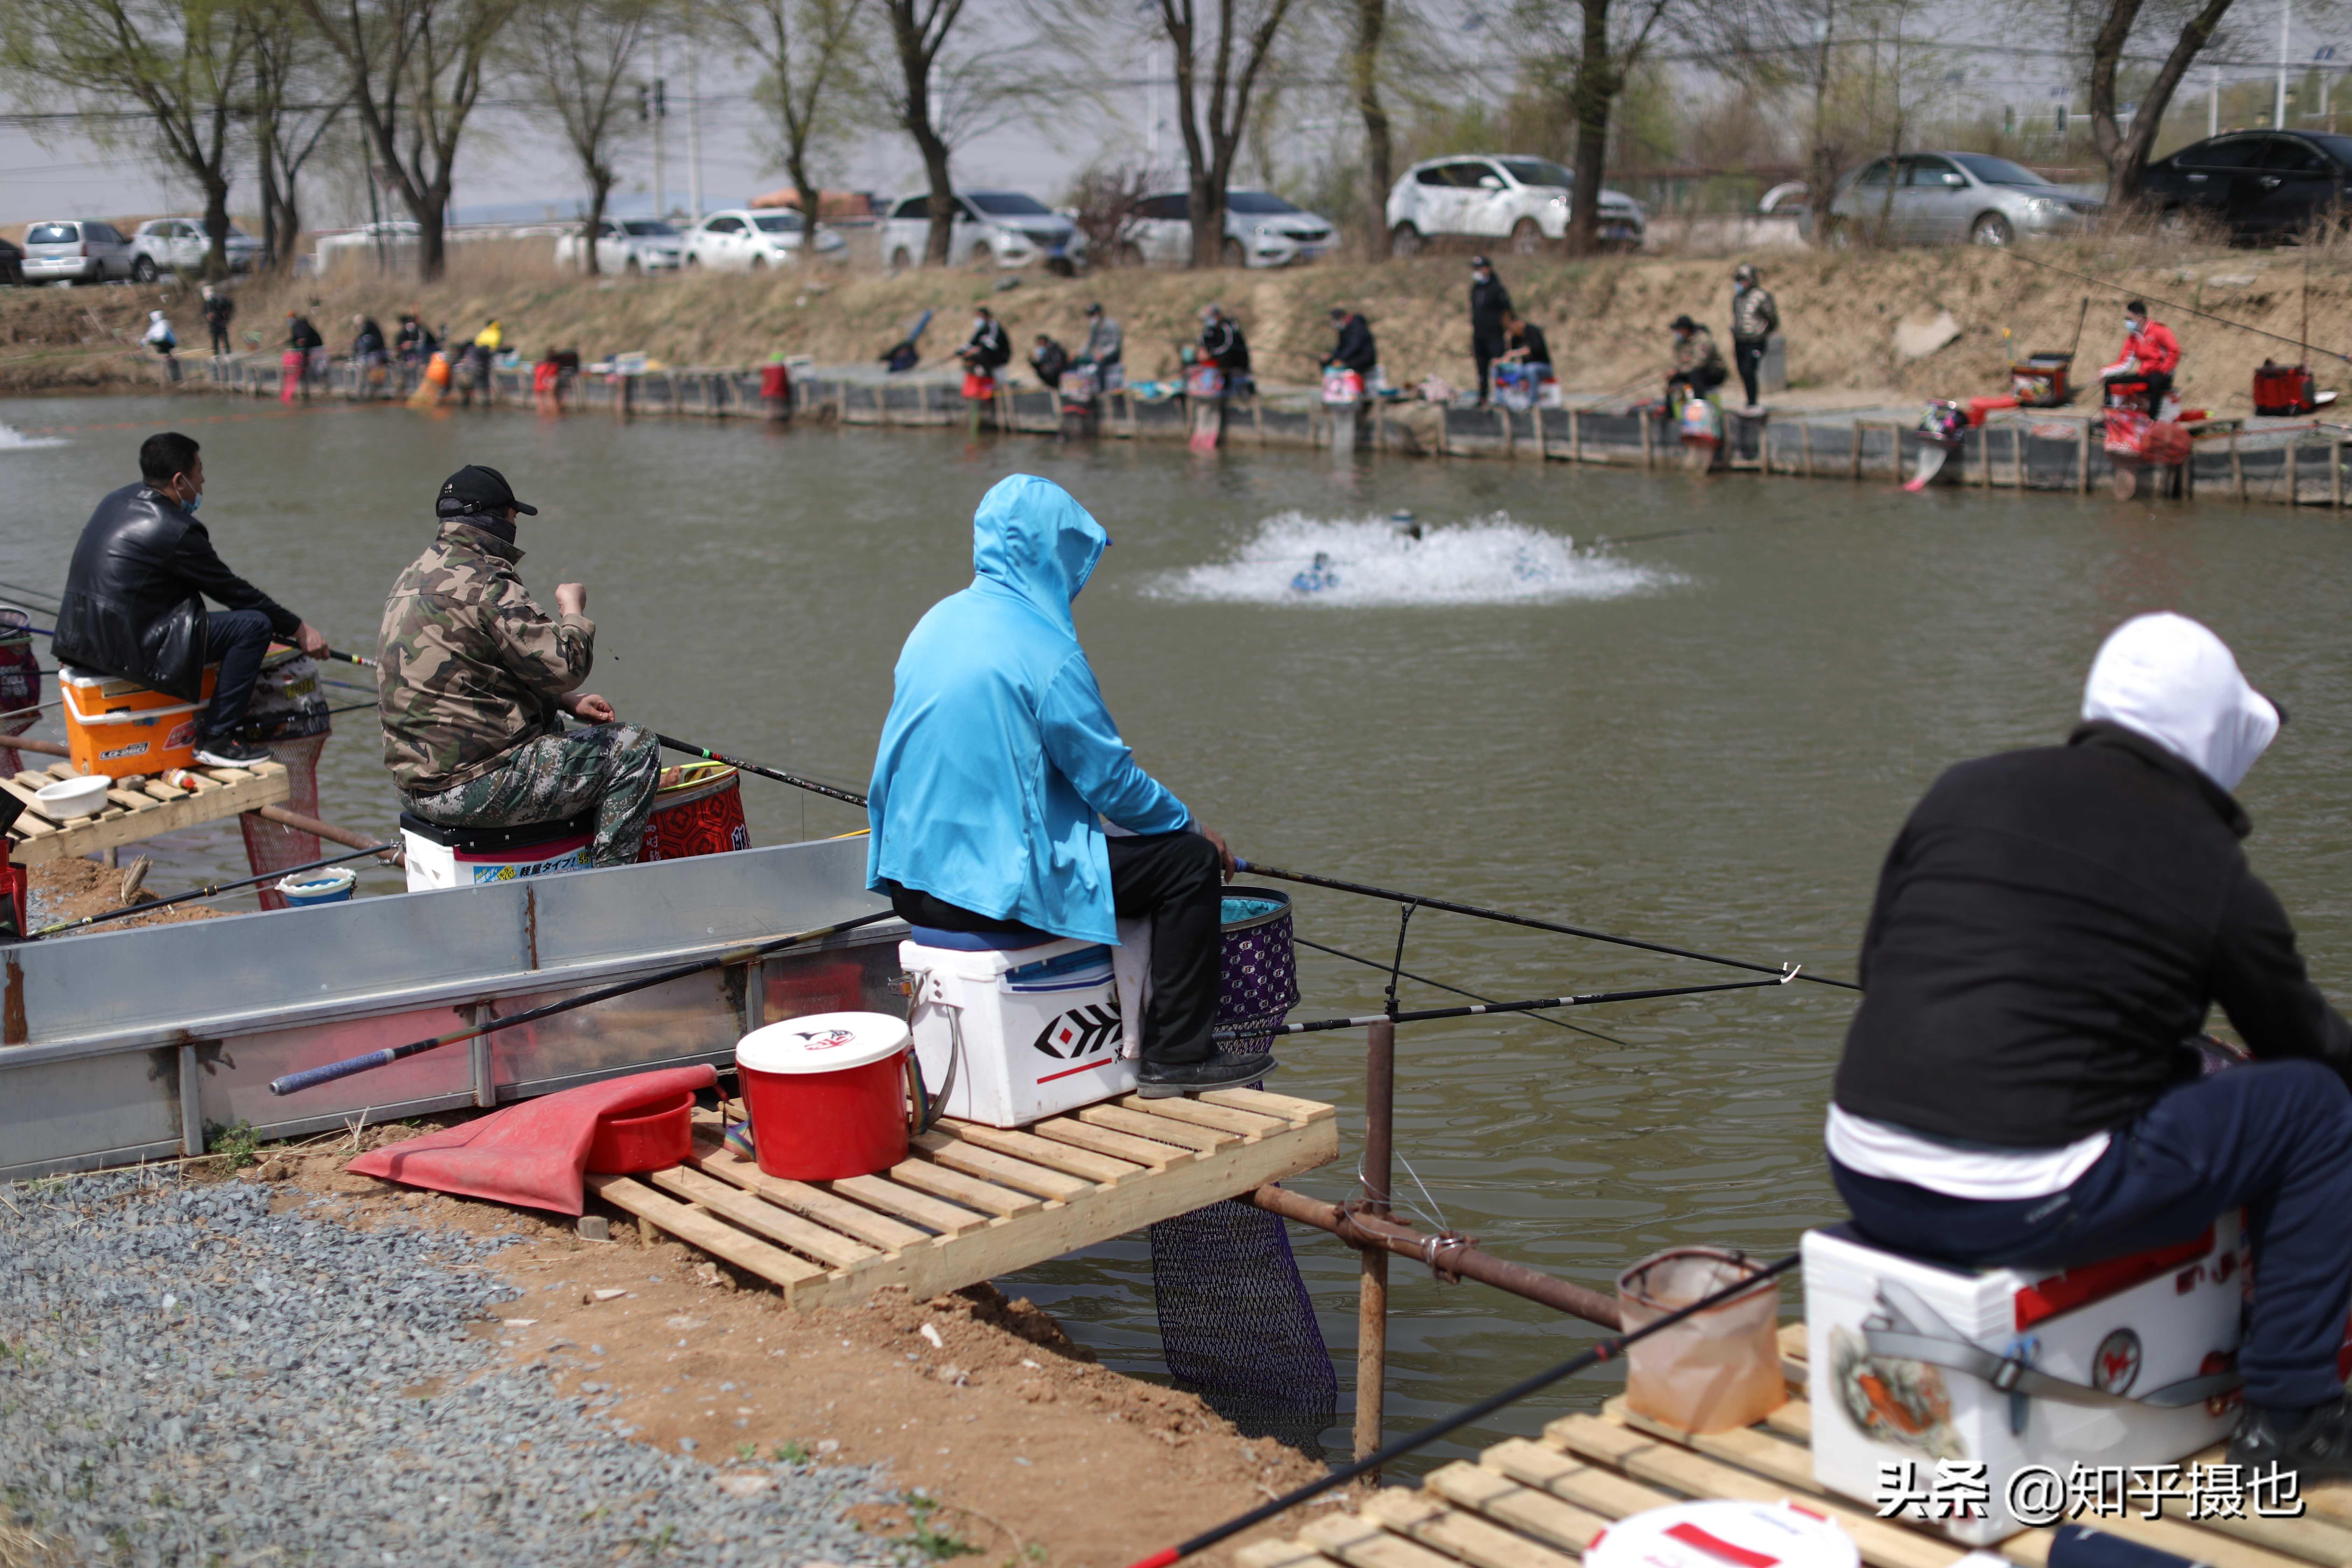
[269,1045,410,1096]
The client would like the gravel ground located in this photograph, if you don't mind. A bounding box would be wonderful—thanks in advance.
[0,1169,915,1567]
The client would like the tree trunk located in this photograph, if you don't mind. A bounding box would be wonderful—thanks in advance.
[918,137,955,264]
[581,205,602,276]
[419,190,450,280]
[201,178,232,279]
[1564,0,1616,256]
[2092,0,2234,205]
[257,133,285,271]
[1351,0,1391,255]
[1191,172,1224,267]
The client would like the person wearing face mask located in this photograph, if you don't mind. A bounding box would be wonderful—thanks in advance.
[1468,255,1512,406]
[2098,299,2182,414]
[1827,612,2352,1485]
[380,465,658,868]
[53,432,331,768]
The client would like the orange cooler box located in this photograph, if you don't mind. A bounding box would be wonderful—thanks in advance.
[61,663,216,778]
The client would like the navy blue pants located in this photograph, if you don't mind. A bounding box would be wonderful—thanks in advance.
[1834,1059,2352,1409]
[200,608,275,738]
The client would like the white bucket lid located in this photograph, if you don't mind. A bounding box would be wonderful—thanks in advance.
[738,1011,911,1075]
[276,866,358,896]
[1586,1502,1858,1568]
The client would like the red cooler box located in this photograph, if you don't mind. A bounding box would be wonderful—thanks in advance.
[1806,1218,2244,1544]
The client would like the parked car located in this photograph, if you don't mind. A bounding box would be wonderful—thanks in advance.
[1119,189,1336,268]
[1385,155,1646,255]
[553,218,684,273]
[681,208,847,270]
[2141,131,2352,241]
[1812,152,2100,247]
[880,191,1084,270]
[21,219,136,284]
[0,237,21,287]
[129,217,266,279]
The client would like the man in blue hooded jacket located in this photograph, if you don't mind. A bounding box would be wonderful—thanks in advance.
[867,474,1268,1097]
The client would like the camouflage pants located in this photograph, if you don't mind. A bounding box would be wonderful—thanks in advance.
[405,723,661,868]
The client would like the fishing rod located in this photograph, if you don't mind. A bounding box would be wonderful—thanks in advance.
[1211,972,1797,1041]
[654,733,870,808]
[28,841,399,938]
[1993,246,2352,365]
[322,648,378,670]
[1120,1251,1800,1568]
[1292,933,1626,1044]
[1234,859,1860,991]
[267,909,895,1096]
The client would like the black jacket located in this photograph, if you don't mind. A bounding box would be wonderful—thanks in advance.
[962,320,1010,371]
[53,483,300,701]
[1201,320,1250,372]
[1470,274,1513,343]
[1834,722,2352,1146]
[288,315,322,352]
[1327,314,1377,373]
[1029,337,1069,388]
[1510,322,1552,367]
[202,295,233,330]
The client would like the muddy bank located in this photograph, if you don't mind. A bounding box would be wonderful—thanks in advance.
[24,855,222,932]
[21,236,2349,414]
[253,1132,1349,1568]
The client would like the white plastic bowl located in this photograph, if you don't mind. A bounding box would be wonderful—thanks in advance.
[34,775,109,819]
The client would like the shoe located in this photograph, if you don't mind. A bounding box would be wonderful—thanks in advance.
[192,737,270,768]
[1136,1052,1275,1098]
[2229,1393,2352,1485]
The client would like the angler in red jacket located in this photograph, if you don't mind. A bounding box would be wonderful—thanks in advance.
[2099,299,2182,411]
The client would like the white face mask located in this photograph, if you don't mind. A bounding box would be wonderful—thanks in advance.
[2126,317,2142,332]
[174,476,202,514]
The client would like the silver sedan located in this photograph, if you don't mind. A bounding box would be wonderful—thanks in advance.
[1811,152,2101,247]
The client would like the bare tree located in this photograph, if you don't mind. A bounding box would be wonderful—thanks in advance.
[709,0,867,242]
[1150,0,1299,265]
[1349,0,1393,253]
[1556,0,1673,254]
[302,0,522,278]
[248,0,349,271]
[2086,0,2235,203]
[510,0,656,275]
[0,0,254,275]
[881,0,966,263]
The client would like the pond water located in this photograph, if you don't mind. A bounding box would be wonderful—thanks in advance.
[6,393,2351,1467]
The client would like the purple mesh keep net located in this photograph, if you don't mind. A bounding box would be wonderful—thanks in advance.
[1148,887,1337,1448]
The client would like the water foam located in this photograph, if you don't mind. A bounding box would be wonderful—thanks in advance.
[0,425,66,451]
[1146,512,1677,607]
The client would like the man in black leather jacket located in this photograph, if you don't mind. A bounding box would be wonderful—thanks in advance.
[53,432,330,768]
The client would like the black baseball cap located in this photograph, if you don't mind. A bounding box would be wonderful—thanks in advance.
[437,463,537,517]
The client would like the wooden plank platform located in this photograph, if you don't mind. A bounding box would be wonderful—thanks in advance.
[1238,1320,2352,1568]
[4,760,289,865]
[589,1088,1339,1309]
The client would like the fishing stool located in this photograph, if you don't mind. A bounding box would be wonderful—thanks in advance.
[900,925,1135,1129]
[1804,1219,2245,1544]
[399,807,599,891]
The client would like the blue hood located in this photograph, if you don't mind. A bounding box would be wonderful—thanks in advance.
[866,475,1190,944]
[971,474,1107,634]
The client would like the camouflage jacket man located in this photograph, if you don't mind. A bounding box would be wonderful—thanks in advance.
[1731,284,1779,345]
[378,518,594,794]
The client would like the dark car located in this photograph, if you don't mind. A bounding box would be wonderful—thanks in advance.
[0,237,20,286]
[2142,131,2352,240]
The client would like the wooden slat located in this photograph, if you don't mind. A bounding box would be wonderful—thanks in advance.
[1114,1093,1284,1136]
[1610,1399,1815,1490]
[935,1121,1143,1184]
[1027,1114,1196,1169]
[5,761,287,865]
[1764,1399,1810,1441]
[1301,1512,1463,1568]
[139,778,187,802]
[1198,1087,1337,1123]
[648,1165,879,1269]
[1362,1486,1582,1568]
[0,777,64,827]
[586,1173,823,1289]
[884,1157,1046,1218]
[823,1173,995,1238]
[1078,1103,1233,1152]
[687,1145,933,1250]
[1236,1545,1330,1568]
[103,789,160,813]
[1422,1462,1608,1555]
[912,1130,1092,1200]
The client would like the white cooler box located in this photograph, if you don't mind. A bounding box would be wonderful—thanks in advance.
[1806,1218,2245,1544]
[901,936,1136,1128]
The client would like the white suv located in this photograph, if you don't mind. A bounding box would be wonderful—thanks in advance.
[554,218,684,273]
[1385,155,1646,255]
[881,191,1083,270]
[130,218,266,279]
[1120,189,1336,268]
[682,208,847,270]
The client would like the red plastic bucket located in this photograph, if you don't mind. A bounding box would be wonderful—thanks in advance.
[736,1011,911,1180]
[586,1089,695,1174]
[637,762,751,862]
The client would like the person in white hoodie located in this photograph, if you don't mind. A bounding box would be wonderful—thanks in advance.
[143,310,179,383]
[1830,612,2352,1482]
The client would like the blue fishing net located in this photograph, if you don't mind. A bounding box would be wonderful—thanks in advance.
[1147,891,1337,1452]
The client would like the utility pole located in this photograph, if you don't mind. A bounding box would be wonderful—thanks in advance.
[685,0,703,223]
[2279,0,2291,129]
[2211,64,2220,135]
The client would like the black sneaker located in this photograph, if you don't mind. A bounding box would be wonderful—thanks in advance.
[192,737,270,768]
[1136,1053,1276,1099]
[2228,1394,2352,1485]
